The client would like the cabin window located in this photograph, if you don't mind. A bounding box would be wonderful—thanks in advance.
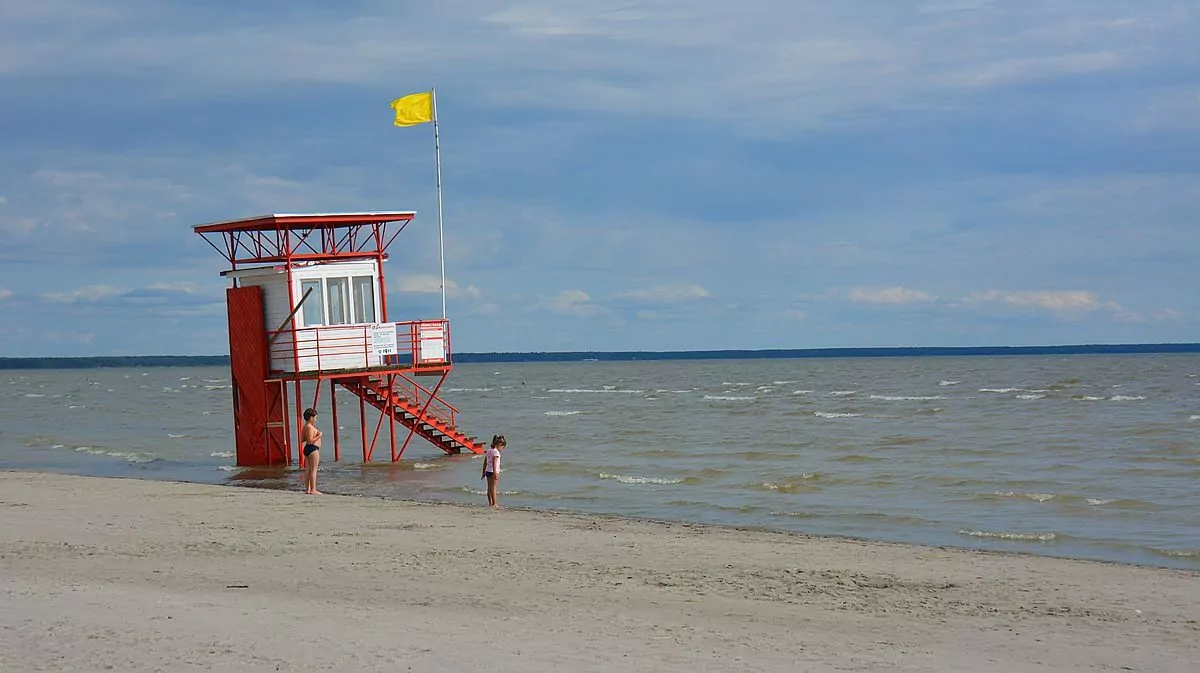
[327,277,349,325]
[352,276,376,323]
[300,280,324,327]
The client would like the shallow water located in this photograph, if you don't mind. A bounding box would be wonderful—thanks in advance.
[2,354,1198,569]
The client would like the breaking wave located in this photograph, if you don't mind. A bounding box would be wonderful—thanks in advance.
[994,491,1055,502]
[957,529,1058,542]
[599,473,684,485]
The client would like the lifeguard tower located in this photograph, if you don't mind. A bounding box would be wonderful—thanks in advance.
[195,212,483,467]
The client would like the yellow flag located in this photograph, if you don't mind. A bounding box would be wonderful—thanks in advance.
[391,92,434,127]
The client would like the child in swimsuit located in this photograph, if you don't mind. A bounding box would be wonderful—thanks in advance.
[301,408,322,495]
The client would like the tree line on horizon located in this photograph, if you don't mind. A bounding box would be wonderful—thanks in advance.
[1,343,1198,370]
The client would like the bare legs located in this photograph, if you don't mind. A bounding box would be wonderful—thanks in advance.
[305,451,322,495]
[486,474,500,509]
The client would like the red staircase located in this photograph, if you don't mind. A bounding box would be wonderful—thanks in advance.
[340,374,484,457]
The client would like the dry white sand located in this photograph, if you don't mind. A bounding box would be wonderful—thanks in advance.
[1,472,1196,672]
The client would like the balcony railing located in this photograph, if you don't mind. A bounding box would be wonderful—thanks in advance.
[265,319,451,374]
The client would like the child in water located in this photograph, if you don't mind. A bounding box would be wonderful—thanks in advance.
[481,434,506,509]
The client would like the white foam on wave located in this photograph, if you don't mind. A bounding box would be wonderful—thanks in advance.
[204,385,228,390]
[460,486,521,496]
[704,395,756,401]
[544,410,582,416]
[958,529,1057,542]
[24,393,45,398]
[168,433,186,439]
[210,451,234,458]
[939,380,961,386]
[792,390,813,395]
[1016,394,1046,400]
[994,491,1055,502]
[74,446,105,455]
[869,394,945,401]
[216,465,237,472]
[1110,395,1147,401]
[760,475,818,492]
[722,381,752,387]
[51,444,64,449]
[448,387,493,392]
[107,451,158,463]
[599,473,683,485]
[830,390,857,396]
[1086,498,1116,506]
[67,405,86,409]
[773,380,796,385]
[1079,396,1105,401]
[756,386,775,393]
[548,388,644,394]
[1190,415,1200,422]
[814,411,863,419]
[412,462,440,470]
[980,388,1022,393]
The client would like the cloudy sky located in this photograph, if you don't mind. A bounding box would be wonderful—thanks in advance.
[1,1,1197,356]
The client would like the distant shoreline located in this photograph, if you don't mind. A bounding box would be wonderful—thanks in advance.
[2,343,1198,370]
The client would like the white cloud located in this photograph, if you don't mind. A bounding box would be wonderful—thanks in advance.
[393,275,481,300]
[41,284,126,303]
[964,290,1118,313]
[784,309,807,320]
[849,287,935,304]
[0,288,12,300]
[145,281,201,294]
[470,302,501,316]
[617,283,710,303]
[541,289,600,316]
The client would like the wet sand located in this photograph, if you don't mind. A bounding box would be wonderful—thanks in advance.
[1,472,1196,672]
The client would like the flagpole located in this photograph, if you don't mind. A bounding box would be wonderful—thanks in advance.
[431,88,448,319]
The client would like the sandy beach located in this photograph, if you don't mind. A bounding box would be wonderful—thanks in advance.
[1,472,1196,672]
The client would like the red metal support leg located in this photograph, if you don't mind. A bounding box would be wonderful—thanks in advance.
[330,381,340,462]
[281,379,292,466]
[294,379,304,468]
[358,384,368,462]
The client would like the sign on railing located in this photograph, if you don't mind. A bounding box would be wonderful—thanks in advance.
[371,323,398,359]
[417,321,447,364]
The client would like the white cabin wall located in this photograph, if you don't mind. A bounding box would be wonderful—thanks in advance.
[230,260,386,374]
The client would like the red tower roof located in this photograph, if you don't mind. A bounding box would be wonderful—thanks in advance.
[194,212,417,268]
[193,212,416,234]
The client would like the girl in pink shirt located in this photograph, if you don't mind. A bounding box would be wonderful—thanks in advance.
[481,434,506,509]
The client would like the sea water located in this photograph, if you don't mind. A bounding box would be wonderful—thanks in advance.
[2,354,1197,569]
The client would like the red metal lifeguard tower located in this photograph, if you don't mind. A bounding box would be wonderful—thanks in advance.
[194,212,483,466]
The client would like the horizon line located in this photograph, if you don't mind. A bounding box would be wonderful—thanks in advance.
[1,341,1198,369]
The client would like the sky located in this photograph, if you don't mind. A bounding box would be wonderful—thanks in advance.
[1,0,1198,356]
